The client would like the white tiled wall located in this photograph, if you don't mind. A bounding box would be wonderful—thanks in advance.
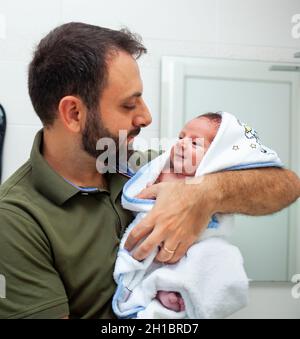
[0,0,299,181]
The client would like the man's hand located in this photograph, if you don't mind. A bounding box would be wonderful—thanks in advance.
[124,176,217,264]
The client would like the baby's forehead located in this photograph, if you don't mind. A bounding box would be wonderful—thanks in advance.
[181,117,212,137]
[187,117,210,127]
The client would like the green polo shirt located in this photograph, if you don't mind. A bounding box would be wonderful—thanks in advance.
[0,131,138,319]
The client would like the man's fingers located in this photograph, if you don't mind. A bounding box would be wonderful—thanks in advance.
[167,242,192,264]
[124,218,154,251]
[131,230,161,261]
[155,238,180,263]
[135,183,161,199]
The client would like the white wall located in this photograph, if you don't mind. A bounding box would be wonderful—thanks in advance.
[0,0,299,181]
[0,0,299,318]
[229,282,300,319]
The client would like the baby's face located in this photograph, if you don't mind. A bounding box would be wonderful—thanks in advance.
[170,117,218,176]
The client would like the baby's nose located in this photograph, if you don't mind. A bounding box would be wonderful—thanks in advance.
[176,140,186,152]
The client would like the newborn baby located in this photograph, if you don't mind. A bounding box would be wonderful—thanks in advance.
[113,111,281,319]
[155,113,221,312]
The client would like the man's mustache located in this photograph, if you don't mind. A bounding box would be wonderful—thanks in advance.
[96,128,142,151]
[128,128,141,138]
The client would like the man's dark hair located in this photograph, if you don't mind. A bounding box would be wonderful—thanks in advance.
[28,22,147,126]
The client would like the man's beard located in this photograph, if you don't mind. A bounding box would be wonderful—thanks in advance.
[81,109,140,171]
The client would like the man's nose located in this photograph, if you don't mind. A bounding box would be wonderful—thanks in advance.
[133,100,152,128]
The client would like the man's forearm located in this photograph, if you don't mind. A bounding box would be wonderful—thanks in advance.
[126,167,300,263]
[207,168,300,216]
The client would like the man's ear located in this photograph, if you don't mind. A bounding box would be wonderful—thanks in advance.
[58,96,87,133]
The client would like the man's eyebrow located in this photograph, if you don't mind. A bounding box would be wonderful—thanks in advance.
[123,92,142,100]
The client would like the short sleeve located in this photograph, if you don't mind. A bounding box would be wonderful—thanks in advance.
[0,208,69,319]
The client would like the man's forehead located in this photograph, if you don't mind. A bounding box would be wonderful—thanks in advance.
[105,51,143,99]
[123,91,142,100]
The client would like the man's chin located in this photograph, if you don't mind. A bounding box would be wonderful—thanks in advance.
[127,136,136,144]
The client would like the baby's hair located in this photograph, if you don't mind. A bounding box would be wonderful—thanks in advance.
[197,112,222,127]
[197,113,222,142]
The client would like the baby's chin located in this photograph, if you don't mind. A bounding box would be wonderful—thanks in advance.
[182,169,197,177]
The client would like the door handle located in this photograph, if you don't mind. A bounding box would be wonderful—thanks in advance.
[269,65,300,72]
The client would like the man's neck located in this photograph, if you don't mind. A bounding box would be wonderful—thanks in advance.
[42,129,107,189]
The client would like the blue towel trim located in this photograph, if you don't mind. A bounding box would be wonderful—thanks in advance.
[122,163,157,206]
[126,168,135,177]
[223,161,283,171]
[208,215,219,229]
[112,274,145,318]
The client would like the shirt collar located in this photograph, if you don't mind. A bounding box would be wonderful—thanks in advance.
[31,130,81,205]
[30,130,129,205]
[107,171,129,203]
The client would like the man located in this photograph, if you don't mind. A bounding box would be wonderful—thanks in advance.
[0,22,299,319]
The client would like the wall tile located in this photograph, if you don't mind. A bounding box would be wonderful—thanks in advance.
[0,61,40,125]
[62,0,217,43]
[217,44,300,63]
[0,0,62,63]
[138,61,160,133]
[1,124,41,182]
[217,0,300,48]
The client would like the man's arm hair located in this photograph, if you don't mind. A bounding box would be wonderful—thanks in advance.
[124,167,299,263]
[211,167,300,215]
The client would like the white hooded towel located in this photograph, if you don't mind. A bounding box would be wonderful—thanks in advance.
[112,112,283,319]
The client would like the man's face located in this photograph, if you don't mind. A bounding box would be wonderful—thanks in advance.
[82,50,152,161]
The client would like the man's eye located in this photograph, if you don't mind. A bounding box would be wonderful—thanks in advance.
[123,105,136,110]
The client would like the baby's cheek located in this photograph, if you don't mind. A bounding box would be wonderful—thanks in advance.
[193,148,204,166]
